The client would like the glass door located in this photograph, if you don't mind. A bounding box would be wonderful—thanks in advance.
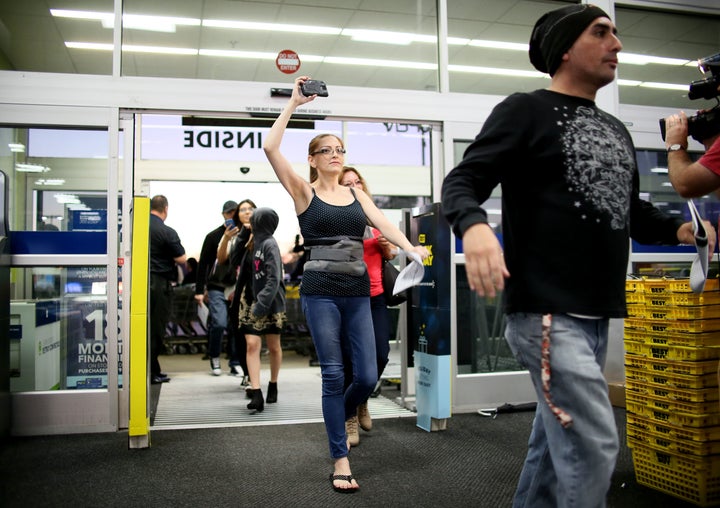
[443,121,535,413]
[2,104,123,435]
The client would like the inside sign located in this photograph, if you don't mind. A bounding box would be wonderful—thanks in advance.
[276,49,300,74]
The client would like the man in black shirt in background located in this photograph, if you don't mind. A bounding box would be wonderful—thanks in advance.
[149,195,187,384]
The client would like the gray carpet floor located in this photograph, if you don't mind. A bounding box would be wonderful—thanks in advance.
[0,404,701,508]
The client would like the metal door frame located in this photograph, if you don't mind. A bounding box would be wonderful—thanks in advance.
[4,103,123,435]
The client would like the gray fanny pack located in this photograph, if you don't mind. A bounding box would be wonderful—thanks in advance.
[304,237,366,276]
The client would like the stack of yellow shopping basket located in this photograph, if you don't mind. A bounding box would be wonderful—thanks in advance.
[624,276,720,506]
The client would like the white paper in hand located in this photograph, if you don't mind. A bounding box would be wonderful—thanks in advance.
[688,199,708,294]
[197,301,209,327]
[392,251,425,295]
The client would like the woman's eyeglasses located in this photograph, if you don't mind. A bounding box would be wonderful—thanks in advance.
[238,207,254,213]
[342,179,362,188]
[311,147,346,156]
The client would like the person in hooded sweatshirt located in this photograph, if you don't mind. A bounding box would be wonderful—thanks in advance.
[239,207,286,413]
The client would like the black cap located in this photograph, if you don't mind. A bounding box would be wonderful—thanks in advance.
[222,200,238,214]
[529,4,610,76]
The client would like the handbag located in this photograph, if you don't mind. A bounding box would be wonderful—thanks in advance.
[382,260,407,306]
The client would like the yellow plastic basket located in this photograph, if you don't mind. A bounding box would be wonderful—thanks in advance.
[625,390,720,415]
[626,398,720,428]
[624,342,720,362]
[625,366,719,390]
[628,413,720,442]
[624,329,720,348]
[646,306,720,320]
[624,356,719,376]
[630,442,720,506]
[647,319,720,333]
[626,379,720,403]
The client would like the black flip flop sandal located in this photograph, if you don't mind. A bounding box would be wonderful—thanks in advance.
[329,473,359,494]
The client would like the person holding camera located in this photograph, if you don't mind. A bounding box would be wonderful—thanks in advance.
[263,76,429,494]
[663,96,720,198]
[195,199,241,376]
[441,5,715,507]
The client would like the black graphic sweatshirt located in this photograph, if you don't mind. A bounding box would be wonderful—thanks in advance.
[442,89,684,318]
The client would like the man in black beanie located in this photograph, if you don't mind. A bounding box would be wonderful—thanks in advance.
[442,4,714,508]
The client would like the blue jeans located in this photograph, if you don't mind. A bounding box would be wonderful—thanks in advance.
[343,294,390,394]
[207,288,228,359]
[301,295,378,459]
[505,313,618,508]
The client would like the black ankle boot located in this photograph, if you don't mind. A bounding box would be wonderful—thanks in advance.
[266,382,278,403]
[247,389,264,412]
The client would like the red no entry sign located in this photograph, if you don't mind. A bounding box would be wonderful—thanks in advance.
[276,49,300,74]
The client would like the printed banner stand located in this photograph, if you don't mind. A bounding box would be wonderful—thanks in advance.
[415,351,451,431]
[407,203,452,432]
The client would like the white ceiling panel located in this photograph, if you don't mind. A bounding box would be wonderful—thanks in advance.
[0,0,717,109]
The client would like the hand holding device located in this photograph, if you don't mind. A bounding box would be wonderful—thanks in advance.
[300,80,329,97]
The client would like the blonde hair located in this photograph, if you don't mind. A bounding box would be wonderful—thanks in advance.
[339,166,371,198]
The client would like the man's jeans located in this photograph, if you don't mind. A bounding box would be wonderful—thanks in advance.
[301,294,377,459]
[505,313,619,508]
[207,289,228,359]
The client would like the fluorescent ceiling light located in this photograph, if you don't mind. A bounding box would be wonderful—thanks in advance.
[106,14,200,32]
[8,143,25,152]
[16,163,50,173]
[639,82,689,91]
[66,42,113,51]
[52,9,199,33]
[124,45,198,56]
[64,41,693,85]
[449,64,545,78]
[53,9,700,72]
[650,167,668,173]
[447,37,471,45]
[51,9,110,22]
[469,40,528,51]
[36,179,66,186]
[341,29,436,45]
[66,42,197,55]
[204,19,340,35]
[620,53,691,66]
[324,56,437,70]
[54,193,81,204]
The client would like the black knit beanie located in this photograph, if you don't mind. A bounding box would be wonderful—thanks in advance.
[529,4,610,76]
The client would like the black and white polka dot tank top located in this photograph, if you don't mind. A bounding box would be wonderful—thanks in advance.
[297,189,371,296]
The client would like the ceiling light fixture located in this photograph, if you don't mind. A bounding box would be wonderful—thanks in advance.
[639,82,690,91]
[619,53,691,66]
[324,55,437,70]
[449,64,545,78]
[15,163,50,173]
[52,9,200,33]
[54,193,81,204]
[8,143,25,152]
[105,14,200,33]
[36,179,66,186]
[342,29,436,45]
[203,19,341,35]
[468,40,528,51]
[54,9,700,75]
